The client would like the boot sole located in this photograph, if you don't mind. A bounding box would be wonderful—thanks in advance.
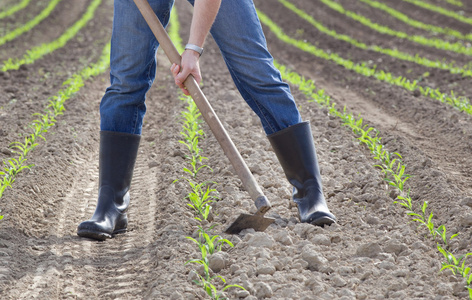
[310,216,336,227]
[77,228,127,241]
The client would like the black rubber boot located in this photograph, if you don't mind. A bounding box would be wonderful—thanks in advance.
[77,131,140,240]
[268,121,336,226]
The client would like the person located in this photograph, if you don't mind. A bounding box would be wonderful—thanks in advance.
[77,0,336,241]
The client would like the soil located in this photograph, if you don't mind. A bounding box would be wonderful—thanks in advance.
[0,0,472,299]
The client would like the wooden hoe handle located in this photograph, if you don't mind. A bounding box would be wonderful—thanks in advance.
[133,0,271,214]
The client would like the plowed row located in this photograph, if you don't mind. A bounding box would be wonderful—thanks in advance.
[0,0,471,299]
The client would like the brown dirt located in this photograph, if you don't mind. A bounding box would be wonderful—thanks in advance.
[1,0,472,299]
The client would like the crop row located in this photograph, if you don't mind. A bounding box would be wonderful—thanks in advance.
[175,94,240,299]
[168,2,472,297]
[257,9,472,115]
[281,0,472,79]
[258,5,472,297]
[360,0,472,41]
[0,42,111,218]
[321,0,472,56]
[0,0,107,219]
[169,9,243,299]
[2,0,101,71]
[403,0,472,25]
[439,0,464,7]
[0,0,30,20]
[0,0,62,47]
[280,60,472,298]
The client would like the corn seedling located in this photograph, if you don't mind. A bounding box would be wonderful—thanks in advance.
[1,0,101,71]
[170,10,244,298]
[179,178,218,221]
[185,227,242,300]
[186,252,244,300]
[408,201,436,234]
[319,0,472,56]
[0,0,30,19]
[257,10,472,116]
[187,225,234,256]
[280,0,472,76]
[436,225,459,247]
[275,61,472,298]
[0,0,62,46]
[437,246,472,298]
[402,0,472,25]
[440,0,463,6]
[0,42,110,212]
[359,0,471,41]
[438,246,472,278]
[394,190,413,211]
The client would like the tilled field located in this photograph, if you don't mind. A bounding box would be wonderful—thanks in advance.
[1,0,472,299]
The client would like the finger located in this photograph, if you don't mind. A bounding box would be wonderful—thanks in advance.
[175,70,190,86]
[170,63,180,76]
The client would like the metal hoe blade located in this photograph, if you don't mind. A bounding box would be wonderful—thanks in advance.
[224,195,275,234]
[224,214,275,234]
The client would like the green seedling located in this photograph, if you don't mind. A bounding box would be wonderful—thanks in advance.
[169,12,243,298]
[403,0,472,25]
[408,201,436,236]
[318,0,472,56]
[435,225,459,247]
[0,42,111,207]
[359,0,471,40]
[186,252,245,300]
[2,0,101,71]
[0,0,31,19]
[187,225,234,255]
[388,163,410,192]
[258,10,472,116]
[178,178,218,221]
[438,245,472,277]
[0,0,61,46]
[185,229,242,300]
[274,60,472,298]
[281,0,472,76]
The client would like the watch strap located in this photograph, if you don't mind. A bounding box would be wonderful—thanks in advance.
[185,43,204,56]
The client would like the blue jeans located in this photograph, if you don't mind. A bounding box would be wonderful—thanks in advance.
[100,0,302,135]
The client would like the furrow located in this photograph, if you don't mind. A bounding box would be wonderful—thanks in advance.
[4,150,99,299]
[255,7,472,116]
[402,0,472,25]
[1,0,102,71]
[0,0,62,47]
[0,0,31,20]
[359,0,472,40]
[318,0,472,56]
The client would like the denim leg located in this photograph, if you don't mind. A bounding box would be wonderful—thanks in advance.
[100,0,174,135]
[187,0,302,135]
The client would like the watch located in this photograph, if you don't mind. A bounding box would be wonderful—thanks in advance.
[185,43,204,56]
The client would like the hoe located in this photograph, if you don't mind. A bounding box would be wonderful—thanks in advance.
[133,0,275,234]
